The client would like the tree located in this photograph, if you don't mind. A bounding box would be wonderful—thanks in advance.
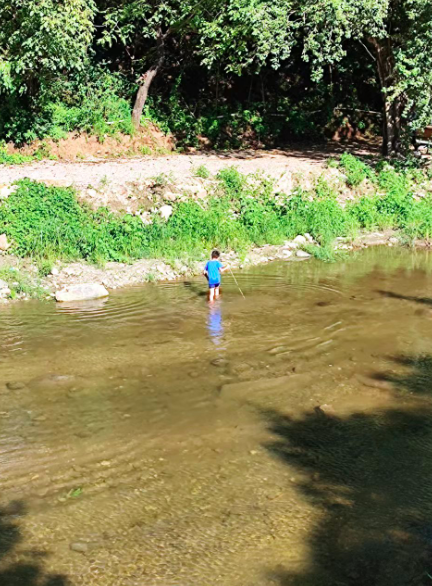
[0,0,96,95]
[299,0,432,155]
[100,0,210,129]
[199,0,295,75]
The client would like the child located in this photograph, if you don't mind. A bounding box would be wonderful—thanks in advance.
[203,250,226,302]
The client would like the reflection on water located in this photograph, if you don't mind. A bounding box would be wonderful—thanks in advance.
[207,302,224,346]
[2,248,432,585]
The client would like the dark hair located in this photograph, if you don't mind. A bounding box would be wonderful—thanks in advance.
[211,249,220,259]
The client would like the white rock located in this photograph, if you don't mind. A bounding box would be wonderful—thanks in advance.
[0,185,17,200]
[282,249,293,258]
[55,283,109,303]
[274,173,292,194]
[139,212,153,225]
[0,234,10,251]
[163,191,178,202]
[293,235,307,245]
[51,267,59,276]
[0,287,11,298]
[159,205,173,221]
[296,250,312,259]
[304,233,314,243]
[87,189,97,198]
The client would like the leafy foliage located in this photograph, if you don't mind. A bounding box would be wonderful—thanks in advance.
[0,0,96,94]
[339,153,374,187]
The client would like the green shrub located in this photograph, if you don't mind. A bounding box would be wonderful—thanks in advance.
[2,161,432,268]
[194,165,211,179]
[0,142,33,165]
[339,153,374,187]
[348,195,381,230]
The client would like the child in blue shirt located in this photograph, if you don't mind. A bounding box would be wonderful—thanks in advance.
[203,250,226,302]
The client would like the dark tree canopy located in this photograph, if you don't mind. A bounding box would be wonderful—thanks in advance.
[0,0,431,153]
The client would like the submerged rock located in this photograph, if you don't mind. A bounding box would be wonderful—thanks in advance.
[314,404,336,417]
[55,283,109,302]
[6,381,27,391]
[69,542,89,554]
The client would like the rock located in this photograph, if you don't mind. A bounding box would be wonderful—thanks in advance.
[281,249,293,258]
[55,283,109,302]
[51,267,59,276]
[304,233,314,243]
[388,237,399,244]
[163,191,178,202]
[296,250,311,259]
[6,382,27,391]
[0,234,10,251]
[159,205,173,221]
[70,542,89,554]
[87,189,97,198]
[274,174,292,194]
[314,404,336,417]
[0,185,17,200]
[0,286,11,298]
[293,235,307,245]
[196,189,207,200]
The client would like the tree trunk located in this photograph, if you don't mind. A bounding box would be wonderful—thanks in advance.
[131,29,165,130]
[368,37,403,156]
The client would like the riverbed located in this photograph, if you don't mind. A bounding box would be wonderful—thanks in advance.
[1,247,432,586]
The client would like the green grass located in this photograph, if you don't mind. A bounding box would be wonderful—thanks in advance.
[0,158,431,267]
[339,153,375,187]
[194,165,211,179]
[0,142,34,165]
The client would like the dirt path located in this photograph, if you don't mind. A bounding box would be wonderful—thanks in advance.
[0,144,375,189]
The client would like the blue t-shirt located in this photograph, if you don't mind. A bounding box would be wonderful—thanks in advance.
[205,260,223,285]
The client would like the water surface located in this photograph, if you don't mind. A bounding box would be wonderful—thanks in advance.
[1,248,432,585]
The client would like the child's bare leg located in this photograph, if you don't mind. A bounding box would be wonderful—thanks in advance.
[214,286,220,299]
[209,287,215,303]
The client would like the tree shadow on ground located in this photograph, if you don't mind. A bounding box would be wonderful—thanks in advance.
[378,290,432,307]
[262,354,432,586]
[0,501,69,586]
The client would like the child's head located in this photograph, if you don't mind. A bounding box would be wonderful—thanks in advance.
[211,249,220,259]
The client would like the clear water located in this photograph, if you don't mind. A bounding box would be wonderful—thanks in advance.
[1,248,432,585]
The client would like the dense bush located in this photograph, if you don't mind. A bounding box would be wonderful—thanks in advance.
[0,71,135,144]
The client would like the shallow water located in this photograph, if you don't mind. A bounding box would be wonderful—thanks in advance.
[2,248,432,585]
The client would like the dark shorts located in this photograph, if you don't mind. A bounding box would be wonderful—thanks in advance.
[209,282,220,289]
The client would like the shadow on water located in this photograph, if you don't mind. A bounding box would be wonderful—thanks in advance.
[262,355,432,586]
[183,281,207,298]
[0,501,68,586]
[378,290,432,307]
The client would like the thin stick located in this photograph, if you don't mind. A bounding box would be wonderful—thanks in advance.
[229,267,245,299]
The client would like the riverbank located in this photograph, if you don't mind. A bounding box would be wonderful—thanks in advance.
[0,152,430,303]
[0,229,408,304]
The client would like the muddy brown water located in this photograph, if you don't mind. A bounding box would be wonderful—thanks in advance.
[2,248,432,585]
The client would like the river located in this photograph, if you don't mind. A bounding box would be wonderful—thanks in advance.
[1,247,432,586]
